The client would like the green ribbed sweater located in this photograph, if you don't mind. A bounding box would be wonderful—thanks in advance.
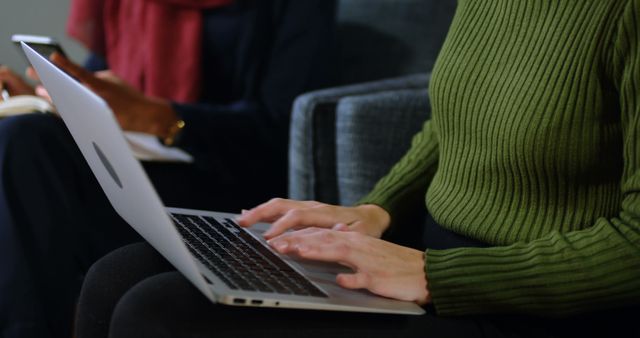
[360,0,640,316]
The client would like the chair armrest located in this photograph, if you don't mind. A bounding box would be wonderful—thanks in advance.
[293,73,429,106]
[288,73,430,203]
[335,88,431,206]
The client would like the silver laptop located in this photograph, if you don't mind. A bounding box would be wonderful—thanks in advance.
[23,42,424,315]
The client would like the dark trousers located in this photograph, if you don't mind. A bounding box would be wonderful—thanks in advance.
[0,114,281,338]
[74,215,639,338]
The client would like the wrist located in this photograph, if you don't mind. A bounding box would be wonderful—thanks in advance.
[163,118,186,146]
[143,97,182,140]
[357,204,391,236]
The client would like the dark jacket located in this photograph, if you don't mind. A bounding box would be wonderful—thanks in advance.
[87,0,337,205]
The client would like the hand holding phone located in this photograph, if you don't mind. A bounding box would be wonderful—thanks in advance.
[9,34,70,99]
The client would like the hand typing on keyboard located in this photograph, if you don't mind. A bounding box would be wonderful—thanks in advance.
[268,226,430,305]
[236,198,391,239]
[237,198,431,305]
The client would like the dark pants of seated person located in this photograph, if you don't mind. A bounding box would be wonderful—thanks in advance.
[0,114,284,338]
[75,215,640,338]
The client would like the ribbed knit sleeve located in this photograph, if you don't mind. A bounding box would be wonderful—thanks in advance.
[357,120,439,224]
[427,0,640,316]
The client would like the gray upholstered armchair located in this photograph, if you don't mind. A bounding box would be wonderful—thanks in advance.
[288,1,456,211]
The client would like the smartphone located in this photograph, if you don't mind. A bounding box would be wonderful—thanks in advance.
[11,34,67,60]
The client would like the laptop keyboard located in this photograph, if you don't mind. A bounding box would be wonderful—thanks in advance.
[170,213,327,298]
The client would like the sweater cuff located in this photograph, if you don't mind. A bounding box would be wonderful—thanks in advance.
[426,246,501,316]
[426,242,555,316]
[426,239,571,316]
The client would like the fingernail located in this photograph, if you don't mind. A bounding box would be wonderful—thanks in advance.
[241,209,249,214]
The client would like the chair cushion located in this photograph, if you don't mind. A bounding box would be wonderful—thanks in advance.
[335,88,431,205]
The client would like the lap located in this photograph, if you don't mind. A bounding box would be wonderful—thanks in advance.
[81,243,629,338]
[111,271,492,338]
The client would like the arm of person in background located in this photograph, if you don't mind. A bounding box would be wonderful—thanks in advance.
[50,53,179,138]
[1,52,113,102]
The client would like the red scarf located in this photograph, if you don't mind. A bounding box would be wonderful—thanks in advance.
[67,0,234,103]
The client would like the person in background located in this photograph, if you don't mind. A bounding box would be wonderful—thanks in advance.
[76,0,639,337]
[0,1,336,338]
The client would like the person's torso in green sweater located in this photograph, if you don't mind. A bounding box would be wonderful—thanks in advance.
[360,0,640,315]
[426,0,627,245]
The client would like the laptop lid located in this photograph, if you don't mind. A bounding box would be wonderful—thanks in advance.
[21,42,213,300]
